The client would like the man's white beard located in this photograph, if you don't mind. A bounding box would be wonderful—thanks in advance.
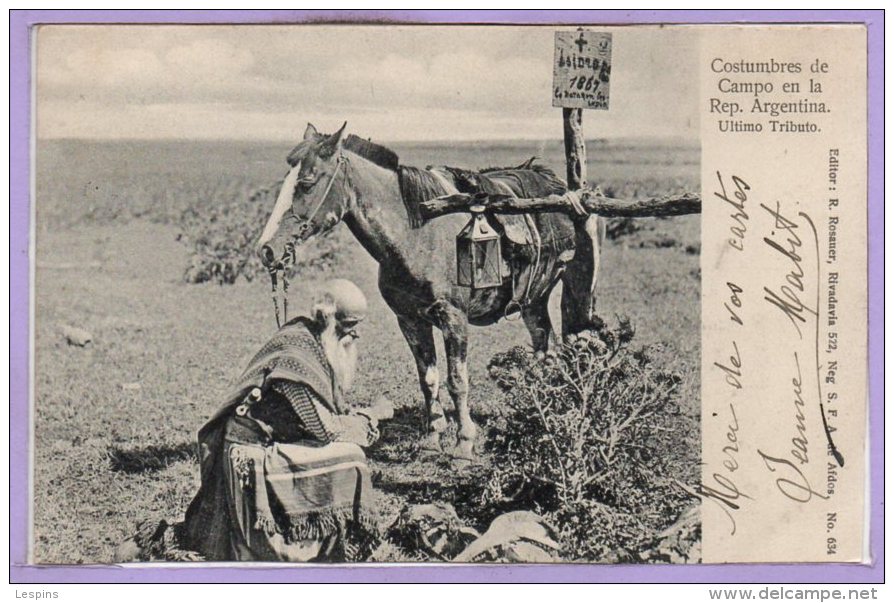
[320,322,359,393]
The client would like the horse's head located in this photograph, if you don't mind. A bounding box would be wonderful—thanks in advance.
[256,122,350,269]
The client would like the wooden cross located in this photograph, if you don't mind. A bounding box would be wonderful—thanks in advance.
[574,33,588,52]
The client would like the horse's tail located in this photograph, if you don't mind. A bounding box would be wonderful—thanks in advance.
[560,214,605,337]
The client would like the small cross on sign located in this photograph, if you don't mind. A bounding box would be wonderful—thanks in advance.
[553,30,611,110]
[574,33,588,52]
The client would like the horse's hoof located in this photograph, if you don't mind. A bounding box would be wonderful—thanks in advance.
[419,433,443,459]
[449,440,476,467]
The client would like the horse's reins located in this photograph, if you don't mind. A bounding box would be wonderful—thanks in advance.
[268,153,350,329]
[268,267,289,329]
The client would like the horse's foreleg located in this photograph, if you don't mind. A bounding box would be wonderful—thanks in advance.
[521,298,554,353]
[396,315,446,453]
[431,303,475,462]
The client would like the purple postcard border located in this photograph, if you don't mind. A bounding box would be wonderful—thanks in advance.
[9,9,883,584]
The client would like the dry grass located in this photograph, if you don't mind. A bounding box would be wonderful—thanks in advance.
[32,138,699,563]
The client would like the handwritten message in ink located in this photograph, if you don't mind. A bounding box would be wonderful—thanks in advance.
[701,26,866,563]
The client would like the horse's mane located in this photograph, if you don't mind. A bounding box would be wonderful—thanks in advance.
[344,134,400,171]
[397,166,448,228]
[287,133,401,170]
[341,135,435,227]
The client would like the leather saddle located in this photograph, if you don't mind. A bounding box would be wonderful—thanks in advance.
[443,166,537,252]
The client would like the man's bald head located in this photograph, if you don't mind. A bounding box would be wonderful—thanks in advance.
[312,279,368,331]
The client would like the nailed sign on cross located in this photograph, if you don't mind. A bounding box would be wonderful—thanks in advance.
[552,30,612,110]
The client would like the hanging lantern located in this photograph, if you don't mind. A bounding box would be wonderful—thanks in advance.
[456,205,503,289]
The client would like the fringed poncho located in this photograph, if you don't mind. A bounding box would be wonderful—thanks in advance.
[146,318,379,561]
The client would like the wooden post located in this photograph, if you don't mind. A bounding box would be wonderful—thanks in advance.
[561,104,594,337]
[562,107,587,190]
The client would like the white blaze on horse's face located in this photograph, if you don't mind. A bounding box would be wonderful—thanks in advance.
[256,123,348,268]
[256,162,302,266]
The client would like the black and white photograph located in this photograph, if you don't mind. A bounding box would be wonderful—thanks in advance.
[33,24,702,564]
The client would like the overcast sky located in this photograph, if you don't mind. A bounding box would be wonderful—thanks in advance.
[36,25,699,142]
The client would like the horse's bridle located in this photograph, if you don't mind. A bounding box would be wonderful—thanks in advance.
[295,152,349,239]
[268,152,351,328]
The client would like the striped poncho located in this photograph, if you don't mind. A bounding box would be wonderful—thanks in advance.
[174,317,379,561]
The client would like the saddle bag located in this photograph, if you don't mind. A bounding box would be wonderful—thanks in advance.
[223,439,379,561]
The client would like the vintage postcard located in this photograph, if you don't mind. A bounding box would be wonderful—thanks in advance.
[10,11,881,582]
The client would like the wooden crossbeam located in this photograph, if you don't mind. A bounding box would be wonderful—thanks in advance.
[418,190,701,220]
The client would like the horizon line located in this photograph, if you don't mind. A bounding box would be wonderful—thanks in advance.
[36,134,701,145]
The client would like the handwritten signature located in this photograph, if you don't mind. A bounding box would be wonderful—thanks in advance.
[758,201,844,502]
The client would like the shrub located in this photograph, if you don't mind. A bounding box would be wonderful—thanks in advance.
[605,217,645,240]
[177,181,340,285]
[485,318,698,561]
